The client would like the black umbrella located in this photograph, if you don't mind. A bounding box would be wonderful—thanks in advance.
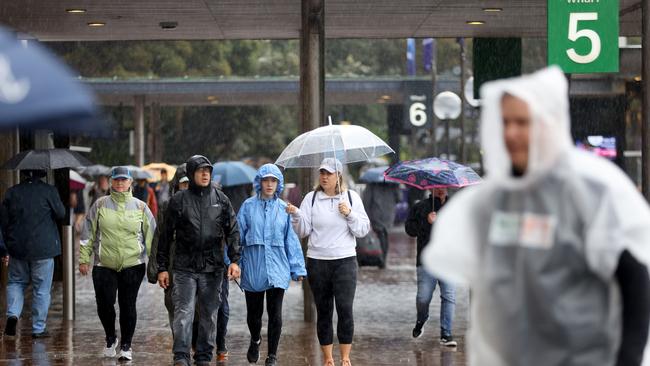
[1,149,92,170]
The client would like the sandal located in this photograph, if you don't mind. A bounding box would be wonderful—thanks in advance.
[324,359,335,366]
[341,359,352,366]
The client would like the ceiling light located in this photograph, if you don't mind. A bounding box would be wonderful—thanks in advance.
[87,22,105,27]
[466,20,485,25]
[66,8,86,14]
[160,21,178,30]
[380,95,392,100]
[482,8,502,12]
[206,96,218,101]
[634,76,642,82]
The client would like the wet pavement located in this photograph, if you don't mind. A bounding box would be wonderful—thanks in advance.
[0,226,468,365]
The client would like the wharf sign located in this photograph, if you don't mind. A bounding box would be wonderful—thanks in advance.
[548,0,619,73]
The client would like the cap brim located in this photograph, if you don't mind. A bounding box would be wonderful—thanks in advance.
[112,175,131,180]
[179,177,189,183]
[319,166,337,173]
[261,173,277,179]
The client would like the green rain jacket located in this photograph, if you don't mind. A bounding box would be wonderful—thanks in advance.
[80,189,156,271]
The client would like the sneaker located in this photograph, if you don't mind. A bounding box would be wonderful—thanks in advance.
[440,336,458,347]
[412,320,425,338]
[216,349,229,362]
[103,337,119,357]
[247,338,261,363]
[31,330,50,338]
[265,354,277,366]
[195,362,210,366]
[118,344,133,361]
[4,316,17,337]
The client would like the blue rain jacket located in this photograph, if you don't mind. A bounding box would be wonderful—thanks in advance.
[237,164,306,292]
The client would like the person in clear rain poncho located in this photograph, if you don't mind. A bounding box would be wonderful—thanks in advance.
[423,66,650,366]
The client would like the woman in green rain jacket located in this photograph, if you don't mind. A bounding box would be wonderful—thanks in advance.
[79,166,156,361]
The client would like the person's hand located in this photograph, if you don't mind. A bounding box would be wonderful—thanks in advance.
[74,220,83,234]
[227,263,241,280]
[1,256,9,266]
[339,201,351,217]
[427,212,437,225]
[296,276,305,282]
[158,271,170,289]
[79,263,90,276]
[286,203,298,215]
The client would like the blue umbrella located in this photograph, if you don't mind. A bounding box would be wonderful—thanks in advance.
[0,27,103,133]
[212,161,257,187]
[359,166,397,184]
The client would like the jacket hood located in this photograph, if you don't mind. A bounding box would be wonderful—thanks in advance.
[253,164,284,197]
[186,155,213,191]
[480,66,573,187]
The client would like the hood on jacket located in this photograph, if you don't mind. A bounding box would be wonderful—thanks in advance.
[186,155,213,191]
[253,163,284,197]
[480,66,572,186]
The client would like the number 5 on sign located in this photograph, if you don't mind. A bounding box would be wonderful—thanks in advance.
[566,13,600,64]
[548,0,618,74]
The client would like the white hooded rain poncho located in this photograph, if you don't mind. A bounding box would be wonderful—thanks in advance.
[423,66,650,366]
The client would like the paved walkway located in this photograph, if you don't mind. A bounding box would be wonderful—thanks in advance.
[0,227,468,365]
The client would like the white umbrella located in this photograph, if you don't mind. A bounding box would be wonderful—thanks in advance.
[275,117,394,169]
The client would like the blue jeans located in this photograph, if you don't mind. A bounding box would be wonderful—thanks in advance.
[6,258,54,333]
[172,270,223,364]
[416,266,455,337]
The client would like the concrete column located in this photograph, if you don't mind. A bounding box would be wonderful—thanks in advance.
[387,105,402,164]
[641,0,650,201]
[299,0,324,323]
[0,128,19,315]
[134,95,146,166]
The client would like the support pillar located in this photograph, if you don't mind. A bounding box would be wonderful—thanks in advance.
[134,95,146,166]
[0,128,19,315]
[643,0,650,199]
[299,0,324,323]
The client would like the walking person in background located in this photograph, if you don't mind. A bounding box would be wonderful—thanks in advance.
[405,187,456,347]
[286,158,370,366]
[238,164,306,366]
[155,168,172,206]
[133,178,158,218]
[362,181,400,268]
[89,174,110,206]
[1,170,65,338]
[79,166,156,361]
[157,155,241,366]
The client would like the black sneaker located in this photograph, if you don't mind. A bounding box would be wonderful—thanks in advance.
[412,320,425,338]
[440,335,458,347]
[4,316,17,337]
[247,338,261,363]
[32,330,50,338]
[265,354,277,366]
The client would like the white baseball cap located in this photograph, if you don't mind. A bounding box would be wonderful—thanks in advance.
[319,158,343,173]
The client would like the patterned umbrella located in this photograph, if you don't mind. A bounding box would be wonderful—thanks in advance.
[384,158,481,189]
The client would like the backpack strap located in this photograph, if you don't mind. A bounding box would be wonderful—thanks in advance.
[311,190,353,207]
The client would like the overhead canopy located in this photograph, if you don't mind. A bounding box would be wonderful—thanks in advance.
[0,0,642,41]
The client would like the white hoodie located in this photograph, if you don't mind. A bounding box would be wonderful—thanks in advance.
[423,66,650,366]
[291,190,370,260]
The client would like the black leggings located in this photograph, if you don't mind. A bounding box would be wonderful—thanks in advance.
[307,257,357,345]
[92,263,145,347]
[245,288,285,356]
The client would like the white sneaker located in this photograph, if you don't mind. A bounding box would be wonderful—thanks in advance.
[103,338,119,357]
[118,346,133,361]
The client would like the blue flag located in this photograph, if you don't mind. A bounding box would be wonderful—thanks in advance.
[423,38,435,73]
[406,38,416,76]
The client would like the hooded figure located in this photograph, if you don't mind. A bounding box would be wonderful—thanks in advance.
[237,163,306,365]
[238,163,306,292]
[423,66,650,366]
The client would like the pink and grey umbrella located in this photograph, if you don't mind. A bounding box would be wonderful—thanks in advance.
[384,157,481,189]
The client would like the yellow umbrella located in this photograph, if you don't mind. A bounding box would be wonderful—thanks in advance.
[142,163,177,182]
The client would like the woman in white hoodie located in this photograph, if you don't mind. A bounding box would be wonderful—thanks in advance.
[286,158,370,366]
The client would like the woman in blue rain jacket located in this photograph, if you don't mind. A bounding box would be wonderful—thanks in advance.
[237,163,306,366]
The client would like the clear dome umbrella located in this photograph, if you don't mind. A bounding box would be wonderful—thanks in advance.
[275,117,394,169]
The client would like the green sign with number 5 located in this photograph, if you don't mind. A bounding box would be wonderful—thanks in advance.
[548,0,619,73]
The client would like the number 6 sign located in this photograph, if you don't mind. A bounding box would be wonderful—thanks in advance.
[548,0,618,73]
